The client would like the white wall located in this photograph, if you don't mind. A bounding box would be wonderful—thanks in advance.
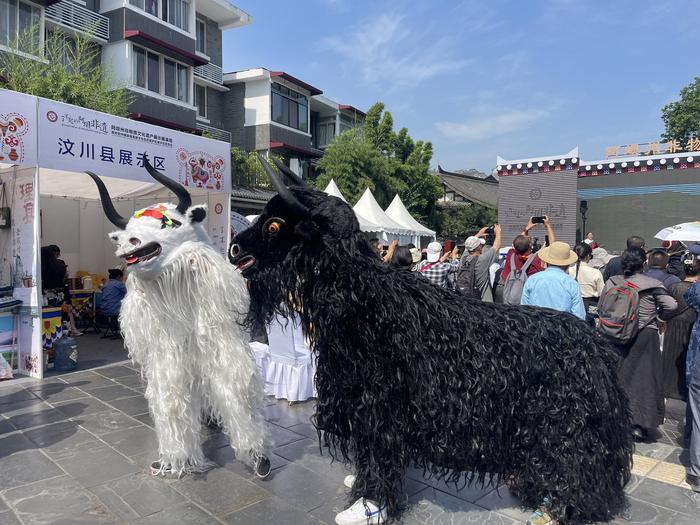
[244,79,270,127]
[102,41,132,90]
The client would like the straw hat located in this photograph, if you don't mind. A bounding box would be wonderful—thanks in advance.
[537,241,578,266]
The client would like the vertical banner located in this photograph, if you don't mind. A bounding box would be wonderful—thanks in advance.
[12,167,42,378]
[207,193,230,257]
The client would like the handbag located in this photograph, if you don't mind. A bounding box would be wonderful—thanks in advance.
[0,183,10,229]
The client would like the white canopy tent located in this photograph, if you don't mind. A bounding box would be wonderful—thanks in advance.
[353,188,413,244]
[322,180,386,239]
[385,194,435,247]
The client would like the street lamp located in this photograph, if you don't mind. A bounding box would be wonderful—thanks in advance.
[580,200,588,241]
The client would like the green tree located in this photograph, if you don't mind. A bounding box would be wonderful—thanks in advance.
[661,77,700,146]
[315,130,397,204]
[435,204,498,240]
[0,25,132,116]
[230,146,273,189]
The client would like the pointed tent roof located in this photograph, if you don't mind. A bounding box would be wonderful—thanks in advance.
[322,179,347,202]
[353,188,412,235]
[322,179,383,232]
[385,195,435,237]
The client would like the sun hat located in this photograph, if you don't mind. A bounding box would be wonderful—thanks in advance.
[537,241,578,266]
[426,241,442,263]
[464,236,486,251]
[589,247,613,269]
[409,247,421,263]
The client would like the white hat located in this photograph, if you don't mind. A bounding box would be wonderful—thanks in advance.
[426,241,442,263]
[464,236,486,251]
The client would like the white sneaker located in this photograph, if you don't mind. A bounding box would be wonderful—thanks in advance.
[335,498,387,525]
[343,474,356,488]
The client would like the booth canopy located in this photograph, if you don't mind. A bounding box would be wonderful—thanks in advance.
[322,179,347,202]
[353,188,412,236]
[385,194,435,238]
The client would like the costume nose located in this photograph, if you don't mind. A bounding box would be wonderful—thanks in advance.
[229,243,241,258]
[129,238,141,246]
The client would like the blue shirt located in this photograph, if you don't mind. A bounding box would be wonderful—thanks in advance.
[100,279,126,316]
[520,267,586,320]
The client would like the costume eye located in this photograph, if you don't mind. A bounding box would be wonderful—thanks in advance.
[263,217,284,237]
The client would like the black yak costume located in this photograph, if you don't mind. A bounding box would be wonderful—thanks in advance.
[230,155,633,524]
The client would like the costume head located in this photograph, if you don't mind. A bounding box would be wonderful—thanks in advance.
[86,158,209,280]
[230,155,369,324]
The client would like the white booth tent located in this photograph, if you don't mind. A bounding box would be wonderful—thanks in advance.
[322,179,386,236]
[353,188,413,244]
[385,194,436,247]
[0,88,231,379]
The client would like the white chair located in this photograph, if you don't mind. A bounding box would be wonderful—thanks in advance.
[264,313,316,402]
[249,341,270,381]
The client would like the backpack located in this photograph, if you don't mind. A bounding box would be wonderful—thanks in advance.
[596,276,655,344]
[455,255,480,298]
[502,253,535,305]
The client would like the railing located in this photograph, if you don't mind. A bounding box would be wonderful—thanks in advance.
[196,122,231,143]
[45,1,110,42]
[194,62,223,85]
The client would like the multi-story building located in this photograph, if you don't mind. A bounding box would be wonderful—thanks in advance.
[222,67,365,178]
[0,0,250,141]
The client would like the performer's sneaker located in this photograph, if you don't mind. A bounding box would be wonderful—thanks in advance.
[343,474,356,488]
[526,508,557,525]
[250,451,271,479]
[335,498,386,525]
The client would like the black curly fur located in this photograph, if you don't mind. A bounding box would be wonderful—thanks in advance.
[231,186,633,524]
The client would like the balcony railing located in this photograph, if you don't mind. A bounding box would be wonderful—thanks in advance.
[196,122,231,143]
[45,1,110,43]
[194,62,223,85]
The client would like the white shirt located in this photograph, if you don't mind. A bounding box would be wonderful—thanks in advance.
[568,261,604,298]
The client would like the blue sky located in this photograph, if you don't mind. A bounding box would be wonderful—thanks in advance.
[223,0,699,173]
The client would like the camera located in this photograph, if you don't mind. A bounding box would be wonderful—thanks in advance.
[531,216,546,224]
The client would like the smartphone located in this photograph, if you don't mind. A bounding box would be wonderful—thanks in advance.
[532,216,546,224]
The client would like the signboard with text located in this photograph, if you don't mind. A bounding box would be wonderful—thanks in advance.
[498,170,578,247]
[36,97,230,192]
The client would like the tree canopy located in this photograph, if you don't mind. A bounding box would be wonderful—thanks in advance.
[315,102,442,226]
[661,77,700,146]
[0,26,132,117]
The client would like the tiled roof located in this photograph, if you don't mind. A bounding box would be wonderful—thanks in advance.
[231,187,276,202]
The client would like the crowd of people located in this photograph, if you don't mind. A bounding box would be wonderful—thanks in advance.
[374,219,700,495]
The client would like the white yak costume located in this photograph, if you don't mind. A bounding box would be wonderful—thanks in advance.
[86,161,270,477]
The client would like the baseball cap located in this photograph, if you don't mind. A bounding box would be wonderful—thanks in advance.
[426,241,442,262]
[464,236,486,251]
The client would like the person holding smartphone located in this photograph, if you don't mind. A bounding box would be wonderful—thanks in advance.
[496,216,556,302]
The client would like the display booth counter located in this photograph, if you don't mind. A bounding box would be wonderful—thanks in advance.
[0,87,232,380]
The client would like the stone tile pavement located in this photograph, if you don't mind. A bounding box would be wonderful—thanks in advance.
[0,363,698,524]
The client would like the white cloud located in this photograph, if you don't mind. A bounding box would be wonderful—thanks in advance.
[436,109,550,140]
[321,12,468,88]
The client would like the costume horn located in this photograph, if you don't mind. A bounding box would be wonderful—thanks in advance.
[85,171,129,230]
[271,156,307,187]
[257,153,309,215]
[142,155,192,214]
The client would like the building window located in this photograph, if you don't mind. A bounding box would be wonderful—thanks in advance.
[196,18,205,54]
[317,121,336,147]
[129,0,189,32]
[194,84,206,118]
[271,82,308,132]
[132,45,191,103]
[0,0,42,52]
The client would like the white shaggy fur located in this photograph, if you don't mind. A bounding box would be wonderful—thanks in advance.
[112,204,266,475]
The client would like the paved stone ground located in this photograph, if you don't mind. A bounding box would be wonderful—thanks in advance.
[1,363,699,525]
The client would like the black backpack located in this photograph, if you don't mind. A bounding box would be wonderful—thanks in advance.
[455,255,481,298]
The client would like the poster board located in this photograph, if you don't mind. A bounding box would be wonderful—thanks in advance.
[498,170,578,247]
